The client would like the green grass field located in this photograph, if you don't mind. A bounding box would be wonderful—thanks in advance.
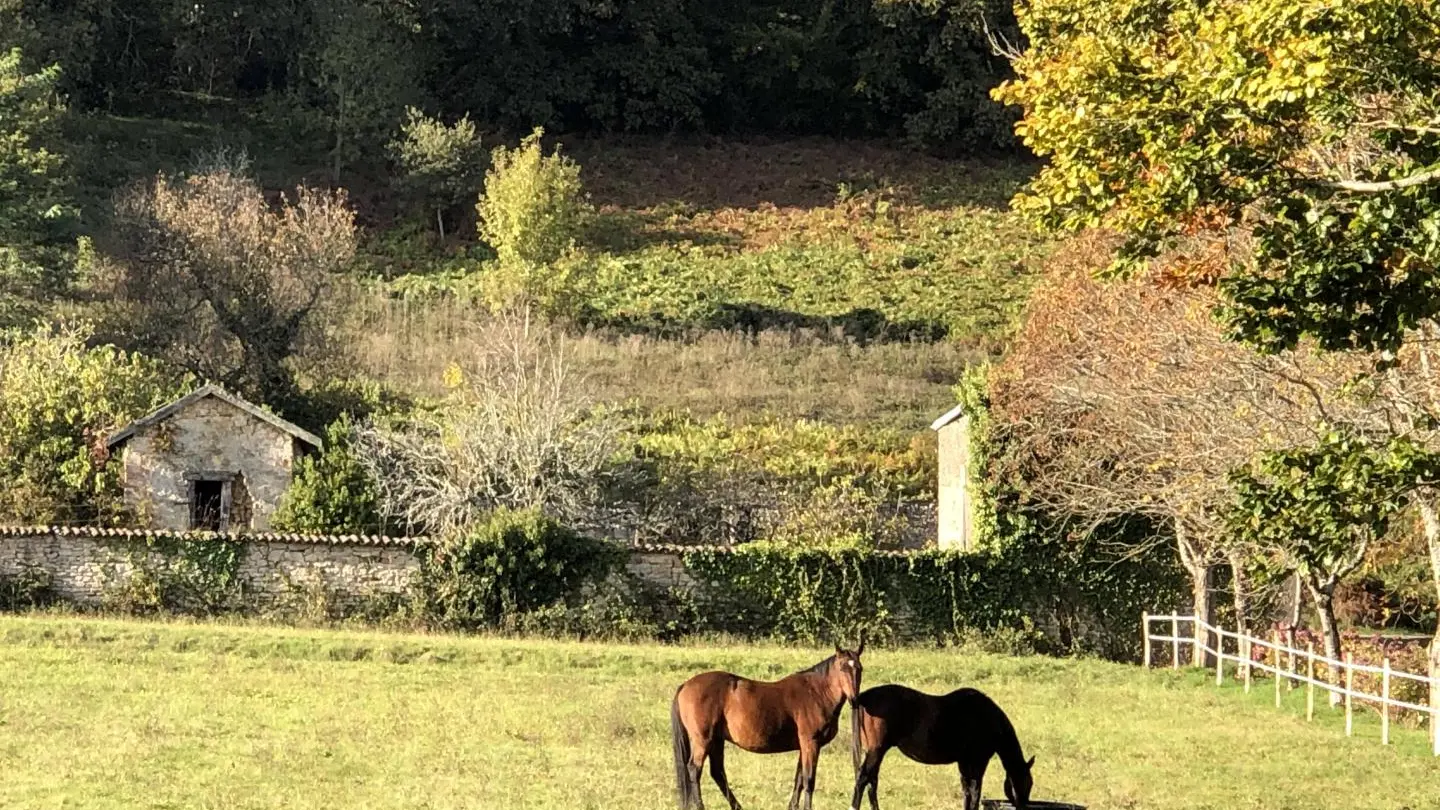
[1,616,1435,809]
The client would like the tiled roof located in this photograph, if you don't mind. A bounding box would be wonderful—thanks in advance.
[105,383,323,449]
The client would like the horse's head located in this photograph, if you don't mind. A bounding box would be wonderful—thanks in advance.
[830,632,865,706]
[1003,755,1035,809]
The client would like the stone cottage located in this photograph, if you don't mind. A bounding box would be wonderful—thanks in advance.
[931,403,975,551]
[105,384,321,532]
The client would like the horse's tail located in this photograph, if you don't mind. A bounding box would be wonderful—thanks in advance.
[850,699,865,775]
[672,689,693,810]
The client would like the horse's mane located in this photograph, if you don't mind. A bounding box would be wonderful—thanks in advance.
[800,653,835,677]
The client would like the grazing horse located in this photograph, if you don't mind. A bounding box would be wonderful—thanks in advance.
[671,641,865,810]
[849,685,1034,810]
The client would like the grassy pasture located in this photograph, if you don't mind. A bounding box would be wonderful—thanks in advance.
[0,615,1435,810]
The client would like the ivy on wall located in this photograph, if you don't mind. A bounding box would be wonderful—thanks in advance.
[99,532,246,614]
[680,533,1182,658]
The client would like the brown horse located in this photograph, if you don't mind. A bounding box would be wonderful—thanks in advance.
[849,684,1034,810]
[671,641,865,810]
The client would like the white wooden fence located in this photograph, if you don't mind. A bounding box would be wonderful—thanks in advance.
[1142,612,1440,756]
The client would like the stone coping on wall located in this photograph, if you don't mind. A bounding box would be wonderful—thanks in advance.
[0,525,423,548]
[0,528,933,556]
[629,542,919,557]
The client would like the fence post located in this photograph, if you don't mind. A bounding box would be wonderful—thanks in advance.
[1287,627,1297,690]
[1382,657,1391,746]
[1142,612,1151,669]
[1273,630,1282,709]
[1172,616,1180,670]
[1244,635,1253,693]
[1306,642,1315,722]
[1215,625,1224,686]
[1433,667,1440,757]
[1345,652,1355,738]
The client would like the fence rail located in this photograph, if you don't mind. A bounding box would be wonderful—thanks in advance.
[1141,612,1439,756]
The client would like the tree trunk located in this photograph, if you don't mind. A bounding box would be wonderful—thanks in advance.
[1417,494,1440,751]
[1306,577,1344,706]
[1288,573,1304,629]
[1188,566,1215,666]
[1227,548,1251,636]
[333,80,346,185]
[1176,524,1215,667]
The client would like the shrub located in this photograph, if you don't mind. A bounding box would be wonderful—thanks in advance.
[410,508,625,631]
[0,565,54,610]
[475,128,590,313]
[354,315,632,536]
[272,414,387,535]
[0,323,190,524]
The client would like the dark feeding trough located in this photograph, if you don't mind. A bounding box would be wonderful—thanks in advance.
[982,801,1085,810]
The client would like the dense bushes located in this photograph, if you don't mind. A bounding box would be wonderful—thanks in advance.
[409,508,626,631]
[397,503,1181,656]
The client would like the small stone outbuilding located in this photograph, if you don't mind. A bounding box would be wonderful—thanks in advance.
[931,404,975,552]
[105,384,321,532]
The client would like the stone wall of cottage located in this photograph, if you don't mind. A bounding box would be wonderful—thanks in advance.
[120,397,299,532]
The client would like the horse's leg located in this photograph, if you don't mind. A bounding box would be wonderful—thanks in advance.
[687,732,710,810]
[849,747,887,810]
[798,741,820,810]
[787,757,803,810]
[959,761,988,810]
[707,741,741,810]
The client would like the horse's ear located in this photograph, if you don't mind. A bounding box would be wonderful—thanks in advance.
[1026,756,1036,769]
[856,630,866,656]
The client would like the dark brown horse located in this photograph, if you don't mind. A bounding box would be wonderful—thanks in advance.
[849,685,1034,810]
[671,641,865,810]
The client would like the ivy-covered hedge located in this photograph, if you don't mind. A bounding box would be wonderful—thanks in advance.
[676,532,1183,659]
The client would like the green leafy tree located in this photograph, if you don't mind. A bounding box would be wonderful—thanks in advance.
[272,414,386,535]
[476,128,590,313]
[388,107,486,240]
[1228,429,1438,666]
[0,48,75,330]
[994,0,1440,354]
[0,323,190,524]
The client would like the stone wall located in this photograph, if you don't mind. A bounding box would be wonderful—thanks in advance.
[0,528,709,612]
[119,397,301,532]
[0,527,419,610]
[624,550,695,590]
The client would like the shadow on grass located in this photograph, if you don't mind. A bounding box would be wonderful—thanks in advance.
[581,301,949,345]
[585,209,742,254]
